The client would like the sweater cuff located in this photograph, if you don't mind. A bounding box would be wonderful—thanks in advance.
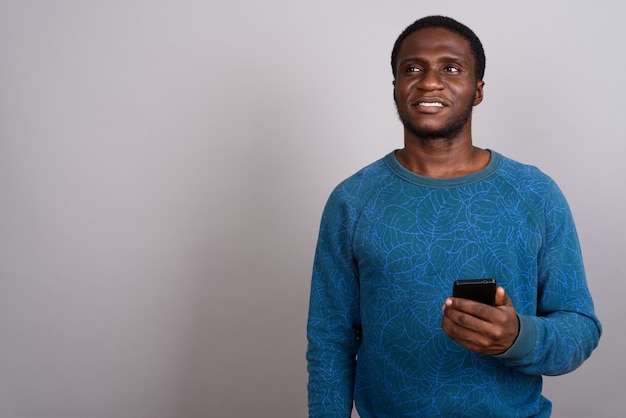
[494,314,537,360]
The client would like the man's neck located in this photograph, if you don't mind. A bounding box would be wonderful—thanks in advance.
[396,134,490,179]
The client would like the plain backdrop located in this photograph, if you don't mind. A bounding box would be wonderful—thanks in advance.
[0,1,624,417]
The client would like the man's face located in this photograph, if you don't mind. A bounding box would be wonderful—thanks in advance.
[393,27,484,141]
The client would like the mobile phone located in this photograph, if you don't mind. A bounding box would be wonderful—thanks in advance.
[452,279,497,306]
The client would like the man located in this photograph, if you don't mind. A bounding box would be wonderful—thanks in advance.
[306,15,601,417]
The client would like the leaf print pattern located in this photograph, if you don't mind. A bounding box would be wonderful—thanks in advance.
[307,151,601,418]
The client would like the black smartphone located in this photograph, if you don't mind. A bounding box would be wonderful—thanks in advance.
[452,279,497,306]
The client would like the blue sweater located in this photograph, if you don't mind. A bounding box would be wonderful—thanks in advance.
[307,151,601,417]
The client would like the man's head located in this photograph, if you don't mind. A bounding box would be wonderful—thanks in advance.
[391,16,485,81]
[391,17,486,141]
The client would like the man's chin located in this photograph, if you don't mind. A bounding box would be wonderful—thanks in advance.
[396,104,473,142]
[404,125,462,141]
[401,113,472,142]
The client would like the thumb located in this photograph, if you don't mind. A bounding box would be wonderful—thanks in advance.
[494,286,514,307]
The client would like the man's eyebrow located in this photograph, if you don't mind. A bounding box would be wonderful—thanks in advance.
[440,56,468,64]
[399,56,469,65]
[398,57,421,67]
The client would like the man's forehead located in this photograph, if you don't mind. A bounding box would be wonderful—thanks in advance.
[398,27,473,59]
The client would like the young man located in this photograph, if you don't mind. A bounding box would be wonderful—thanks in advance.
[306,16,601,417]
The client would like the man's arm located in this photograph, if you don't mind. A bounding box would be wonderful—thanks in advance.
[307,191,361,417]
[496,183,602,375]
[443,181,602,375]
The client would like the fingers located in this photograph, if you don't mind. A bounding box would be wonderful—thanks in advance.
[442,305,515,354]
[443,299,493,331]
[441,308,497,352]
[494,286,513,307]
[444,297,494,321]
[442,288,520,355]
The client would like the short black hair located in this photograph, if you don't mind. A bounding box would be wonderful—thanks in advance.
[391,15,486,81]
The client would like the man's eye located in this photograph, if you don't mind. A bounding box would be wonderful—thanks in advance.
[406,66,421,73]
[444,66,460,73]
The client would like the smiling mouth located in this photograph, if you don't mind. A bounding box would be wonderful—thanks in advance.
[418,102,444,107]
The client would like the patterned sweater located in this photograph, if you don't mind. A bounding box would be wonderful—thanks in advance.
[307,150,601,417]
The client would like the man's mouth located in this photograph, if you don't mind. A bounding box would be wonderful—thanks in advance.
[418,102,444,107]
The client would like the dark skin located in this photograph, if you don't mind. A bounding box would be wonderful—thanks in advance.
[393,27,519,355]
[443,288,520,355]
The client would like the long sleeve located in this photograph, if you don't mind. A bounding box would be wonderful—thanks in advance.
[306,188,362,418]
[496,180,602,375]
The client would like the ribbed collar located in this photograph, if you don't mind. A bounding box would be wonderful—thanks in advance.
[384,149,502,188]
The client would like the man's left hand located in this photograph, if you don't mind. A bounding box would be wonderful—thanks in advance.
[441,286,519,355]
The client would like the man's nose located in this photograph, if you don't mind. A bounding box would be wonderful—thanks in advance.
[417,69,444,90]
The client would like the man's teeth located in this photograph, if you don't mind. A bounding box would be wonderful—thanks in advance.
[419,102,444,107]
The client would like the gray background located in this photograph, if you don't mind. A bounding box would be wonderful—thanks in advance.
[0,0,623,417]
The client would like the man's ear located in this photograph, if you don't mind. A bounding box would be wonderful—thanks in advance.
[473,80,485,106]
[392,79,397,103]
